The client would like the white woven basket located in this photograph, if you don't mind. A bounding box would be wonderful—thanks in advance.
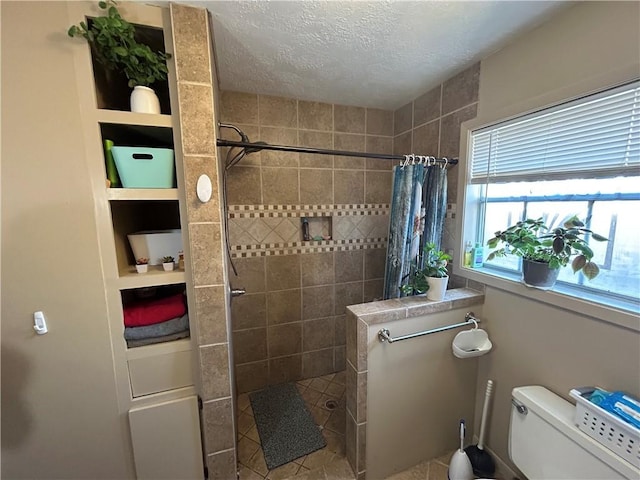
[570,387,640,468]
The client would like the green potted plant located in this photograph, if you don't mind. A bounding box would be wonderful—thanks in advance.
[486,216,608,289]
[68,0,171,113]
[162,255,175,271]
[135,257,149,274]
[401,243,452,301]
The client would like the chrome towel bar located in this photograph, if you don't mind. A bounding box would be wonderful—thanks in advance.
[378,311,480,343]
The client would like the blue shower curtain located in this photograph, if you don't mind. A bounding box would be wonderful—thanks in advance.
[383,164,448,299]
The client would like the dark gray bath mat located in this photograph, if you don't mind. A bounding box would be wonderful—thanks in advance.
[249,383,326,470]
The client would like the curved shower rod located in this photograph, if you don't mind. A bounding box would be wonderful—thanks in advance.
[217,123,457,166]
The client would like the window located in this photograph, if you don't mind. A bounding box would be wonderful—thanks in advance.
[465,81,640,312]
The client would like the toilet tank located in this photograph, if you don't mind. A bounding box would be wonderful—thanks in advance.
[509,386,640,480]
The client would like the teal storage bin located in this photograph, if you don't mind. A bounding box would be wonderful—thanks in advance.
[111,146,175,188]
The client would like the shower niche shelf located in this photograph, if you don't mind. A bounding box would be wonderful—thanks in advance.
[302,216,333,241]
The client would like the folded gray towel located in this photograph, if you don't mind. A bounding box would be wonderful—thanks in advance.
[126,330,190,348]
[124,313,189,340]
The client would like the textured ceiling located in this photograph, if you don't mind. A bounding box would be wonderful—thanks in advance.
[192,1,569,110]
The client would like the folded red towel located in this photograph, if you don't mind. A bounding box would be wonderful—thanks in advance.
[123,293,186,327]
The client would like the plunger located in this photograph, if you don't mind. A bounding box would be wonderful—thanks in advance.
[465,379,496,477]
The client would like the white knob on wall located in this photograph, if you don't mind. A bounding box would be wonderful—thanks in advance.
[196,174,213,203]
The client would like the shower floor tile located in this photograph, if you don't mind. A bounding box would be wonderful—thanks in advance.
[237,371,348,479]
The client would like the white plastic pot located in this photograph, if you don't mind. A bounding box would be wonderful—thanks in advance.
[426,275,449,301]
[130,86,160,114]
[162,262,174,272]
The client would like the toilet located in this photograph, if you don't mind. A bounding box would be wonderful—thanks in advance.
[499,386,639,479]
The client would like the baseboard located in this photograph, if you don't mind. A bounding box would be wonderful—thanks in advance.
[470,436,520,480]
[484,445,519,480]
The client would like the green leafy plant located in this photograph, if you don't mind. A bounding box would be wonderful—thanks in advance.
[136,257,149,265]
[68,1,171,88]
[162,256,175,263]
[400,243,452,295]
[486,216,608,280]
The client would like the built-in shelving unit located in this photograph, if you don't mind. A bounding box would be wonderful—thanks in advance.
[72,1,194,398]
[107,188,179,201]
[71,3,204,476]
[126,337,192,361]
[96,109,173,128]
[114,267,185,290]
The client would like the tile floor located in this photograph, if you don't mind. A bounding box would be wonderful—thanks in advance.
[235,372,485,480]
[236,371,350,480]
[384,453,458,480]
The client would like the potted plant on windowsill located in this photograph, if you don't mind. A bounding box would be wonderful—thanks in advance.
[401,243,452,301]
[135,257,149,273]
[486,216,608,289]
[68,0,171,114]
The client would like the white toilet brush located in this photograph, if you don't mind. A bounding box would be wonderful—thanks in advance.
[448,419,474,480]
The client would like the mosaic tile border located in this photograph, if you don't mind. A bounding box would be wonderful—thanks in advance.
[228,204,390,219]
[446,203,457,220]
[230,238,388,258]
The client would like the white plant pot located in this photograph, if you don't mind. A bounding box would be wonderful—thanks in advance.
[135,264,148,274]
[130,86,160,114]
[426,276,449,301]
[162,262,174,271]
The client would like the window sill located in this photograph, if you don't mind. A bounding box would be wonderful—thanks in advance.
[453,265,640,333]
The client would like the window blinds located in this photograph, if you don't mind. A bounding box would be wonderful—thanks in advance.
[470,81,640,184]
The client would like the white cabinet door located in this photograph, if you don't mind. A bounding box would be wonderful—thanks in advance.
[129,396,204,479]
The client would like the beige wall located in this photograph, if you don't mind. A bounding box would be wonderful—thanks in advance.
[466,1,640,474]
[345,290,485,479]
[478,1,640,124]
[1,2,132,477]
[477,288,640,474]
[366,306,483,479]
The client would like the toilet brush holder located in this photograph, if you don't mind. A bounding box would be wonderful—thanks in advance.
[448,419,474,480]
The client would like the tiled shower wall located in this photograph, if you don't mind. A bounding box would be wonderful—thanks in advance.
[219,92,395,393]
[170,5,236,478]
[393,63,480,288]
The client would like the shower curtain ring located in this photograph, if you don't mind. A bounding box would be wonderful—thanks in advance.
[442,157,449,169]
[410,154,416,165]
[401,155,408,169]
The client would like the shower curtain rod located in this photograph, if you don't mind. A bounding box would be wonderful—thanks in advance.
[216,139,458,166]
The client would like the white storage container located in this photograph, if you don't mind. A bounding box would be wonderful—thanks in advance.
[128,229,183,266]
[570,387,640,468]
